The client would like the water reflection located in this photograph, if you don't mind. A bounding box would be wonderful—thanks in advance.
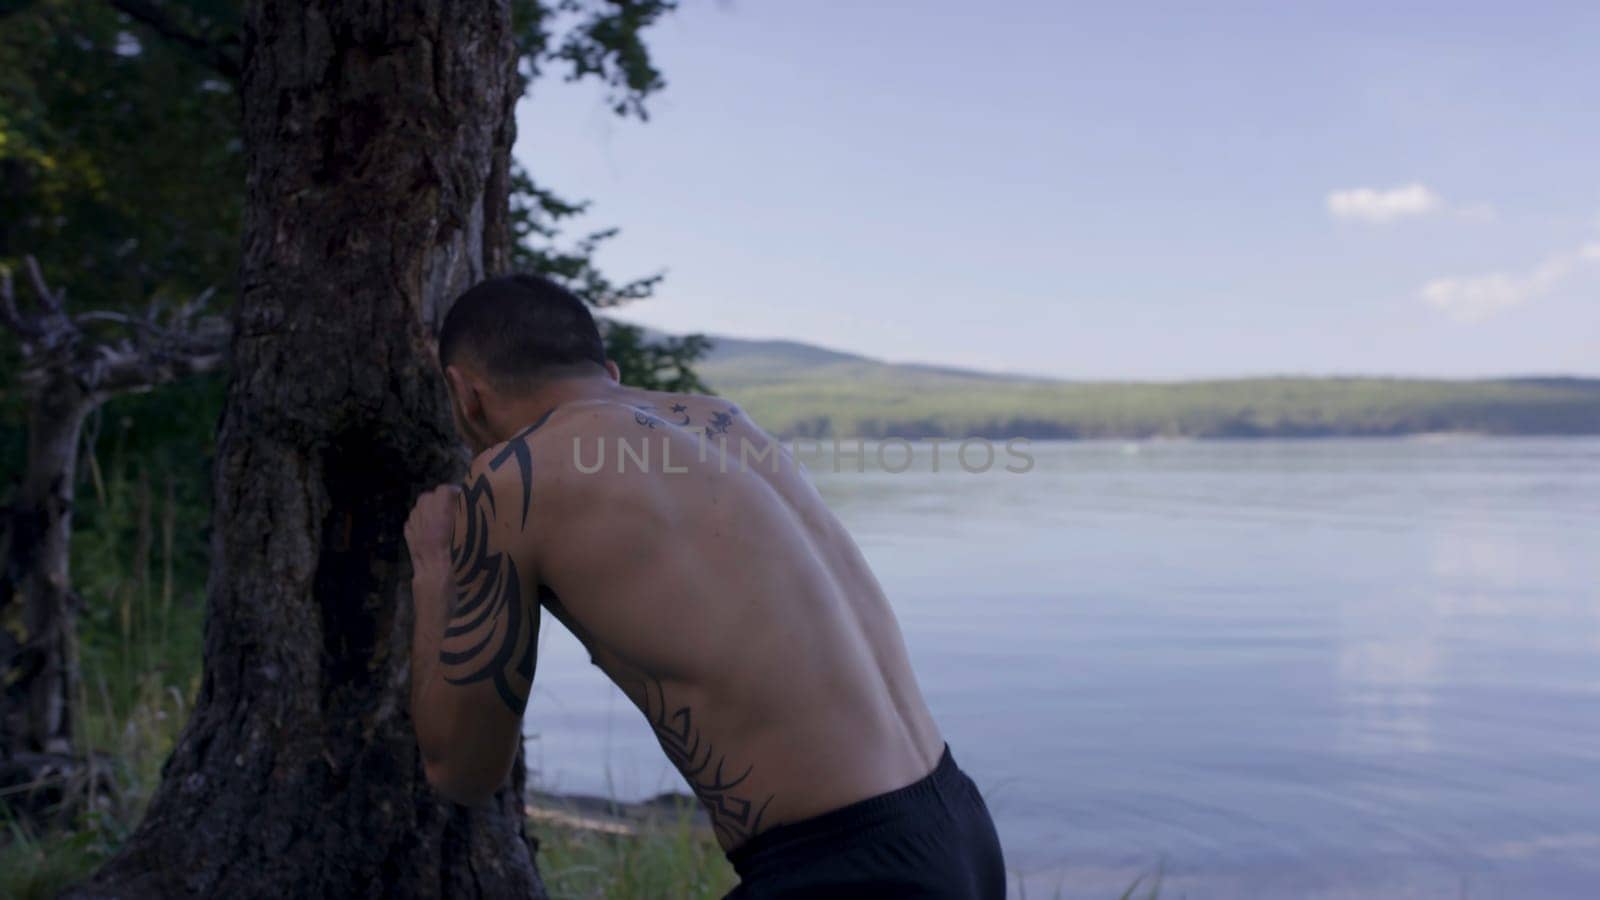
[524,438,1600,898]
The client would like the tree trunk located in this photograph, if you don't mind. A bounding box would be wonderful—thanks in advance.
[1,274,228,824]
[1,380,92,757]
[0,380,113,829]
[61,2,540,897]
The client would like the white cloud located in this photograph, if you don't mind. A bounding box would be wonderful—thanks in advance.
[1420,241,1600,322]
[1327,183,1442,224]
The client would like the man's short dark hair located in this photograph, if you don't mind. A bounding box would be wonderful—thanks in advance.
[438,273,606,384]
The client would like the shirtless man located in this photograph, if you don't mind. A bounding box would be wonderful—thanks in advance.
[404,274,1006,898]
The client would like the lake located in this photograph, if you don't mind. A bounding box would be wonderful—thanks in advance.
[522,437,1600,899]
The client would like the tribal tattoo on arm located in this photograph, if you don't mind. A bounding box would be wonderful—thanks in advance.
[439,416,550,715]
[625,671,775,845]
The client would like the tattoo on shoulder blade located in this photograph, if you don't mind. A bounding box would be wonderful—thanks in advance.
[625,672,775,845]
[627,401,740,435]
[704,408,736,438]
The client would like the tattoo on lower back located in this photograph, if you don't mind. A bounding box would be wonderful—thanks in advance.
[627,673,775,845]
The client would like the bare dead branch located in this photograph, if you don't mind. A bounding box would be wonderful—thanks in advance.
[74,310,174,335]
[6,256,229,401]
[175,286,217,324]
[23,256,63,313]
[86,334,228,396]
[0,266,40,338]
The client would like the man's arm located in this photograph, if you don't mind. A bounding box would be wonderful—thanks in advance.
[406,450,540,806]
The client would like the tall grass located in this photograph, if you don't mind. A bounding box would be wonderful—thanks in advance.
[0,437,203,898]
[532,808,737,900]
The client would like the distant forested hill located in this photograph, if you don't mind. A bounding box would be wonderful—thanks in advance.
[692,335,1600,439]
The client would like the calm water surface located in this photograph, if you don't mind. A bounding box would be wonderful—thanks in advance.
[523,438,1600,899]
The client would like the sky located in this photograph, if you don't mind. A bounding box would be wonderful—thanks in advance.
[513,0,1600,379]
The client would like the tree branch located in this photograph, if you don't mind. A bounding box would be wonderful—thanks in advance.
[23,256,62,313]
[108,0,242,84]
[3,254,230,400]
[75,310,176,335]
[85,334,227,396]
[0,267,42,338]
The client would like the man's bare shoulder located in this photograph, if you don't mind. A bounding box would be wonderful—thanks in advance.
[624,390,754,438]
[513,393,763,448]
[468,393,786,506]
[470,400,658,506]
[465,403,593,486]
[459,425,543,537]
[453,406,629,581]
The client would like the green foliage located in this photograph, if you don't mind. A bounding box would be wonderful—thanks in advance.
[510,167,664,309]
[602,322,712,393]
[0,0,703,389]
[505,1,709,387]
[0,813,116,900]
[0,0,241,310]
[512,0,678,120]
[70,377,221,706]
[506,165,711,391]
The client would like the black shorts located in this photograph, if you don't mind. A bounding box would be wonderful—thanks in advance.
[722,744,1007,899]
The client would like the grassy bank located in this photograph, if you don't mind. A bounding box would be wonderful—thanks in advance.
[2,800,736,900]
[0,420,736,900]
[533,812,736,899]
[696,336,1600,438]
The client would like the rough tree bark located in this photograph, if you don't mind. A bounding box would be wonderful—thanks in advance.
[0,259,227,825]
[60,2,542,898]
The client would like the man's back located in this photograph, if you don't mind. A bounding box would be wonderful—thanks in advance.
[511,390,945,849]
[420,273,1004,897]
